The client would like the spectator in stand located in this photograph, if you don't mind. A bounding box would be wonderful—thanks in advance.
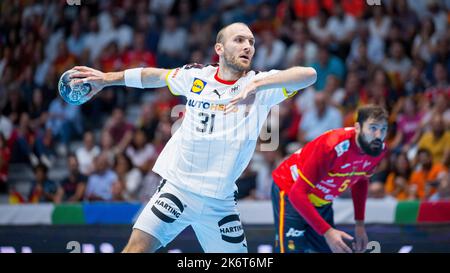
[157,15,188,68]
[52,41,77,77]
[28,88,48,131]
[412,17,439,62]
[100,129,117,164]
[46,96,83,153]
[126,129,156,173]
[308,8,332,46]
[426,37,449,83]
[28,163,62,203]
[85,152,118,201]
[58,154,87,202]
[114,153,143,201]
[0,134,11,193]
[311,44,345,91]
[284,21,318,68]
[326,1,357,59]
[382,40,412,90]
[2,85,28,125]
[368,5,391,40]
[391,97,425,153]
[385,152,414,200]
[75,131,101,176]
[67,21,86,58]
[388,0,419,44]
[136,103,159,143]
[103,107,134,155]
[429,172,450,201]
[0,110,13,142]
[122,32,156,69]
[403,64,427,96]
[298,92,342,144]
[425,62,449,100]
[417,114,450,165]
[409,148,448,200]
[253,29,286,71]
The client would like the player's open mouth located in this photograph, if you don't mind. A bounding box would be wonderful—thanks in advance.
[239,55,249,61]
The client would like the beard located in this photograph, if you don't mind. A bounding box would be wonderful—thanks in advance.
[223,51,251,72]
[357,133,383,157]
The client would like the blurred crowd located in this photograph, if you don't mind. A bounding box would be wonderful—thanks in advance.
[0,0,449,204]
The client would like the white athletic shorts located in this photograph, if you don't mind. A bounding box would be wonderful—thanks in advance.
[133,179,248,253]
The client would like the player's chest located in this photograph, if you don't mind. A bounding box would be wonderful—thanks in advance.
[188,78,244,100]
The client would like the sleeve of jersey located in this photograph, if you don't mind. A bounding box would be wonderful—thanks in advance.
[255,70,298,108]
[351,178,368,221]
[288,134,336,235]
[164,66,192,96]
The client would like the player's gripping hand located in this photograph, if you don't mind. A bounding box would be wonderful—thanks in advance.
[353,223,368,253]
[324,228,354,253]
[225,81,258,114]
[69,66,108,98]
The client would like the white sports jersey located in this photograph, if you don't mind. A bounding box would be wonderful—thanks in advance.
[152,64,297,200]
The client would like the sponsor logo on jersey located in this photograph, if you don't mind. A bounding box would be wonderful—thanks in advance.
[171,68,181,78]
[191,78,207,94]
[324,194,336,201]
[187,98,228,111]
[286,228,305,238]
[229,85,240,95]
[218,214,245,244]
[151,193,185,223]
[334,140,350,157]
[316,184,331,194]
[320,179,336,187]
[363,161,372,169]
[340,163,351,169]
[212,89,222,99]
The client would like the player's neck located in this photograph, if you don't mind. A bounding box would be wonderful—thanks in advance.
[217,65,245,82]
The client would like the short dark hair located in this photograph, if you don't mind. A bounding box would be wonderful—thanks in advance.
[34,163,48,174]
[356,105,388,125]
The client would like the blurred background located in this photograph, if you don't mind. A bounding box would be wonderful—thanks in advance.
[0,0,449,253]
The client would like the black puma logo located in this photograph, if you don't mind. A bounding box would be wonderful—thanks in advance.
[213,89,222,98]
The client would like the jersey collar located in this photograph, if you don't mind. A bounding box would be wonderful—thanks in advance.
[214,68,238,85]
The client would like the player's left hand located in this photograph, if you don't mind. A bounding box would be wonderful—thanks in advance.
[353,223,368,253]
[225,81,258,114]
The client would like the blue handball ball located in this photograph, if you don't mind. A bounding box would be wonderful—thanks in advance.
[58,69,92,105]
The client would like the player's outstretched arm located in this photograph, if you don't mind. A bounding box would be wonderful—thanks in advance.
[226,66,316,112]
[70,66,170,93]
[253,66,317,92]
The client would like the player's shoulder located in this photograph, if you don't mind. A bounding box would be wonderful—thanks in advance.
[318,127,355,155]
[322,127,355,145]
[178,63,218,77]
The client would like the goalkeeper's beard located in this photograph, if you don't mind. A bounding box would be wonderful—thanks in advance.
[358,133,383,157]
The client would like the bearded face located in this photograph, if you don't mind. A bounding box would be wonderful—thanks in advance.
[356,118,387,157]
[357,132,383,157]
[223,49,251,72]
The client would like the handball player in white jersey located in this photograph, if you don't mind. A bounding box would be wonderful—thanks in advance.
[69,22,317,253]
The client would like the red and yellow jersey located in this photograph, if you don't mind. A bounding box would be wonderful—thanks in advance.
[273,127,386,206]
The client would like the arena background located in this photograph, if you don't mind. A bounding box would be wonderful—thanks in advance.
[0,0,449,253]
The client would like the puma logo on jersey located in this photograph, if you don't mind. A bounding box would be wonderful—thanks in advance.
[212,89,222,99]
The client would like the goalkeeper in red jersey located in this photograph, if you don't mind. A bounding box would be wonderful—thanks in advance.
[272,105,388,253]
